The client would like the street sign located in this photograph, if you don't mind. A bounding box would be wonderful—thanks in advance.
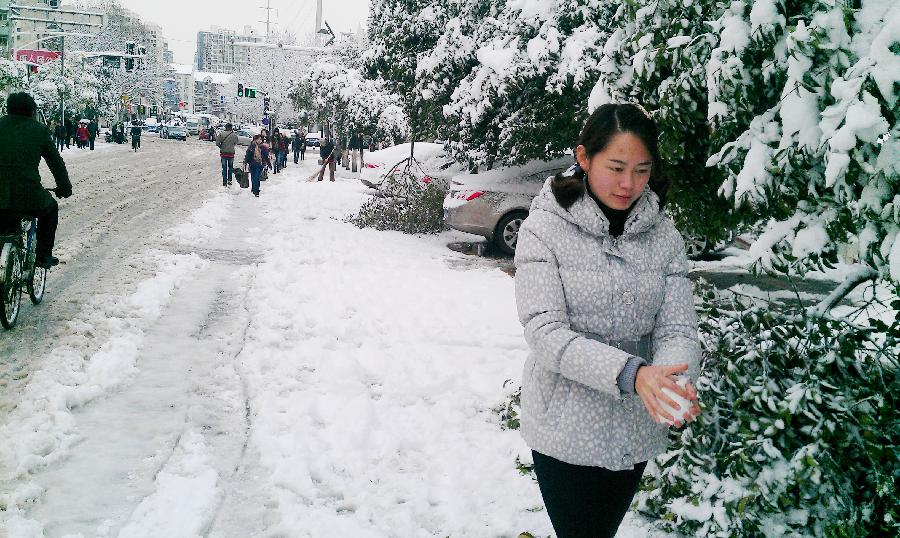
[15,49,61,65]
[261,117,270,126]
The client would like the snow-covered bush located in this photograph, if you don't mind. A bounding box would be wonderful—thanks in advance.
[638,281,899,537]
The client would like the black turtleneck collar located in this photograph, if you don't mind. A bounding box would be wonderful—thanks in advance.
[586,187,632,237]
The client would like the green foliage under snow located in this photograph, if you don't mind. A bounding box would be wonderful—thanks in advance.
[350,165,447,234]
[637,281,899,537]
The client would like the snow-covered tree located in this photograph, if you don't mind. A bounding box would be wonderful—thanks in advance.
[365,0,451,145]
[69,0,168,116]
[27,52,102,122]
[225,45,309,125]
[288,52,407,145]
[703,0,899,285]
[0,60,28,114]
[609,1,900,536]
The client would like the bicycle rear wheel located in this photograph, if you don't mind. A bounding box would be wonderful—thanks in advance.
[28,266,46,304]
[1,247,23,329]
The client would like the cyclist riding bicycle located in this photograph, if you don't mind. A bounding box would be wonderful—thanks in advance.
[0,92,72,268]
[130,120,142,151]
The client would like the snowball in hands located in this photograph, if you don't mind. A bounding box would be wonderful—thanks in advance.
[658,377,693,426]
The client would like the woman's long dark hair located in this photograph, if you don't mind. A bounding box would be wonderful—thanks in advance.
[552,103,669,209]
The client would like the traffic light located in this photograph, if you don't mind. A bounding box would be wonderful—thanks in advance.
[237,83,244,97]
[263,96,270,113]
[138,104,146,115]
[150,105,158,116]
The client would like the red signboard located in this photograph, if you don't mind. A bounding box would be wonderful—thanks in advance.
[16,49,61,66]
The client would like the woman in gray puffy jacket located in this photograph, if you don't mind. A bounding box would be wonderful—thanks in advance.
[514,103,701,537]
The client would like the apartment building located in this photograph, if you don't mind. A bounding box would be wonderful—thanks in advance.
[6,0,104,59]
[195,25,260,74]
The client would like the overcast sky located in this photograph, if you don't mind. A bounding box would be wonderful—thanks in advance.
[116,0,371,65]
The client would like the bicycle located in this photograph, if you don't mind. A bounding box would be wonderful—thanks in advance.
[0,197,52,329]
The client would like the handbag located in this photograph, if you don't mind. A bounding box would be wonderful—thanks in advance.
[234,168,249,189]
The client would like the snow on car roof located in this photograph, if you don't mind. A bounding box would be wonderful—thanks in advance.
[450,156,572,194]
[367,143,446,166]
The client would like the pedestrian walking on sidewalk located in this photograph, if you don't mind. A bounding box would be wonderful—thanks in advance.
[53,121,66,152]
[243,134,271,197]
[275,131,288,172]
[64,115,74,148]
[259,129,271,181]
[76,122,89,149]
[514,103,701,538]
[291,130,304,164]
[216,123,238,187]
[88,118,98,150]
[130,121,142,152]
[317,136,337,182]
[271,129,282,174]
[349,131,364,173]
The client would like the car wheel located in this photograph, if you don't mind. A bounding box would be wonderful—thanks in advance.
[684,234,710,258]
[493,210,528,256]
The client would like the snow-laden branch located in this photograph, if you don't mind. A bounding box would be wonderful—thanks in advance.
[807,265,878,318]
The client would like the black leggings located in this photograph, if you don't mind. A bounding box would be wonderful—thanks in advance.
[532,451,647,538]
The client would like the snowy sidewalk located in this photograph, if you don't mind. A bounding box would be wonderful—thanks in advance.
[218,164,550,536]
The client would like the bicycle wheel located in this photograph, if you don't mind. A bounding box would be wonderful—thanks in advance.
[1,247,23,329]
[28,265,46,304]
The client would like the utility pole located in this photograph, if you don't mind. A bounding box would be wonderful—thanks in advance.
[259,0,274,41]
[315,0,323,34]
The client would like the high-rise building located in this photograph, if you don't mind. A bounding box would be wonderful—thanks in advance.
[195,25,260,74]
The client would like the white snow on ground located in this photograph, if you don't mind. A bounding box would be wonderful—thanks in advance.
[0,188,234,535]
[1,157,672,537]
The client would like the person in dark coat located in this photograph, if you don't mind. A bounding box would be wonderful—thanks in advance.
[349,132,364,172]
[88,119,98,150]
[64,115,74,148]
[243,134,271,197]
[130,121,142,151]
[53,121,66,152]
[0,92,72,268]
[291,130,304,164]
[318,137,337,182]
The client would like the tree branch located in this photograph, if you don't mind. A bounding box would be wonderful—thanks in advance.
[807,265,878,318]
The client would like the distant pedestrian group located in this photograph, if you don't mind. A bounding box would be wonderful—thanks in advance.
[51,116,97,151]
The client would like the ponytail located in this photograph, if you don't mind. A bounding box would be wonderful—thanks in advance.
[551,164,588,210]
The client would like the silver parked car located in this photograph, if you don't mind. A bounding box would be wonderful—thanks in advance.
[443,158,570,255]
[235,129,254,146]
[445,158,741,257]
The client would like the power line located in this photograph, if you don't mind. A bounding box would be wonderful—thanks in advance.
[259,0,274,40]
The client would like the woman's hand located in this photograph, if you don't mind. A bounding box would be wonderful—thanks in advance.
[635,363,700,427]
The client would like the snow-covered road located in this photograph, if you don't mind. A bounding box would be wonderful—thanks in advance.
[0,143,668,537]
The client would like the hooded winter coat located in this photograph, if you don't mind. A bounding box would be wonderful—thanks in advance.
[514,177,700,470]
